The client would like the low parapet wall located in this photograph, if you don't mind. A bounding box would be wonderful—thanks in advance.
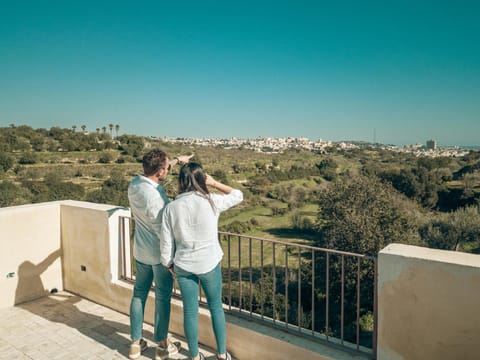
[377,243,480,360]
[0,202,62,308]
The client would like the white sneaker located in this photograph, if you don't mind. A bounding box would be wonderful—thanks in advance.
[217,352,232,360]
[155,339,181,360]
[129,338,148,359]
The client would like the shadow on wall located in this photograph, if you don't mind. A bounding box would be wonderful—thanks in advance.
[14,249,61,305]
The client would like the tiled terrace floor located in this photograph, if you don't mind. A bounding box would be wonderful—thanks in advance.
[0,292,216,360]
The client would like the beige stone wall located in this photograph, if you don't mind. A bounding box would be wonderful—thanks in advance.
[0,202,62,308]
[60,201,126,305]
[377,243,480,360]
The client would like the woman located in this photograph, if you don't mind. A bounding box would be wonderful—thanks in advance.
[160,163,243,360]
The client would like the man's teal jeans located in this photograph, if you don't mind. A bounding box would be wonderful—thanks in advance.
[130,259,173,342]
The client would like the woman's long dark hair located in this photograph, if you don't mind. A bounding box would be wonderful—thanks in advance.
[178,162,216,211]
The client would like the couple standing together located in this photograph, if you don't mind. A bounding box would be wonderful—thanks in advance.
[128,148,243,360]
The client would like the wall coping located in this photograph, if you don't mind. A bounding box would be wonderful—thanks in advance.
[380,243,480,268]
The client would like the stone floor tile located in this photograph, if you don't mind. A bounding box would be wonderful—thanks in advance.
[0,292,217,360]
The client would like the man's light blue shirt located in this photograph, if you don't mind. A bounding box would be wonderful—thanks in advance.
[128,175,170,265]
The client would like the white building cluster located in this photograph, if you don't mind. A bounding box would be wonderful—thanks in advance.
[387,144,470,158]
[159,136,472,158]
[161,136,360,153]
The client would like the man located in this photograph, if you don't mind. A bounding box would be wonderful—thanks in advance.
[127,148,192,360]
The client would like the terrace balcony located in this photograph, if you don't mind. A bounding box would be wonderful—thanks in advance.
[1,201,479,359]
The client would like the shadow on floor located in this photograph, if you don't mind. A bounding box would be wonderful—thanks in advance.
[18,293,143,358]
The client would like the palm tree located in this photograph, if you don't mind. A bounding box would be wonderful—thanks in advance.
[102,126,107,134]
[96,128,100,134]
[109,123,114,137]
[72,125,77,133]
[81,125,86,133]
[115,124,120,138]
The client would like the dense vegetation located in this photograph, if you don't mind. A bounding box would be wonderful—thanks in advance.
[2,124,480,253]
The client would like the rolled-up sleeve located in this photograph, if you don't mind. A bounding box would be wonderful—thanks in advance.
[213,189,243,213]
[159,205,175,267]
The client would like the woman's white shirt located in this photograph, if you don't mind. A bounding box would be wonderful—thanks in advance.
[160,189,243,274]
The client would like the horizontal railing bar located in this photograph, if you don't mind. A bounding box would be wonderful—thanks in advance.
[218,231,375,259]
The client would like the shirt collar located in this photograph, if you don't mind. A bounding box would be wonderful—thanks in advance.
[140,174,159,187]
[175,191,198,200]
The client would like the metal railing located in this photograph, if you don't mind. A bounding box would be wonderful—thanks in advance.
[119,217,377,358]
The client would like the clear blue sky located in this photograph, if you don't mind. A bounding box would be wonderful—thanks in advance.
[1,1,479,146]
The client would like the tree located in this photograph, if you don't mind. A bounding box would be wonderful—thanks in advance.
[81,125,87,133]
[316,157,338,181]
[85,169,129,207]
[47,181,85,201]
[317,175,421,255]
[420,205,480,252]
[62,139,77,152]
[115,124,120,138]
[461,172,480,198]
[30,136,45,151]
[46,138,59,152]
[291,211,314,231]
[380,166,445,209]
[0,152,15,172]
[0,181,32,207]
[415,166,443,208]
[109,123,114,137]
[313,175,423,345]
[49,126,66,140]
[2,132,20,151]
[417,156,451,170]
[117,135,144,158]
[23,180,50,203]
[380,169,421,199]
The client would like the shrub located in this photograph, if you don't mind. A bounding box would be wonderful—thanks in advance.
[98,152,114,164]
[18,152,38,164]
[0,152,15,172]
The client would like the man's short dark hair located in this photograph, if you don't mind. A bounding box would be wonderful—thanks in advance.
[142,149,168,176]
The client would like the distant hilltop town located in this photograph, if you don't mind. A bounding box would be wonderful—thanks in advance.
[159,136,471,158]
